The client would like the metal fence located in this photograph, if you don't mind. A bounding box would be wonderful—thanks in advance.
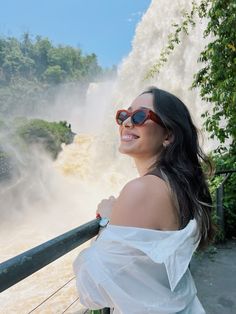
[0,218,110,313]
[0,169,235,313]
[215,169,236,238]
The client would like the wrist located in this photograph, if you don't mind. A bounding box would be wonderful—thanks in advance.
[95,216,109,240]
[99,217,109,228]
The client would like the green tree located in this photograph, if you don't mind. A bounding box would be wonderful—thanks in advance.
[0,33,105,116]
[15,118,74,158]
[0,36,35,82]
[80,53,102,81]
[43,65,65,84]
[33,36,53,79]
[145,1,236,238]
[145,0,235,154]
[192,0,236,239]
[0,117,74,180]
[192,0,236,154]
[0,77,45,116]
[0,33,103,86]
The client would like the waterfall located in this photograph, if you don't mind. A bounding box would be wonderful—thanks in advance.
[0,0,213,312]
[53,0,212,187]
[114,0,210,143]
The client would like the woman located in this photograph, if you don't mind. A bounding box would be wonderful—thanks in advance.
[74,87,214,313]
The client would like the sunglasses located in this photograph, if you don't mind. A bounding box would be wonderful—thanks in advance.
[116,108,165,127]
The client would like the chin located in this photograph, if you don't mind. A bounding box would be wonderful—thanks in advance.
[118,145,128,155]
[118,144,138,157]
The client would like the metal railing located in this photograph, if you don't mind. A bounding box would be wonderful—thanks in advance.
[0,218,110,313]
[214,169,236,239]
[0,219,99,292]
[0,169,235,312]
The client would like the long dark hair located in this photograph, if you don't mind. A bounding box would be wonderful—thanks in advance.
[142,87,214,249]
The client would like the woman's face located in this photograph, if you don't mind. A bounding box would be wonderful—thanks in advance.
[118,93,168,159]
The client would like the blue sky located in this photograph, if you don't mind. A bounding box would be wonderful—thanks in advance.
[0,0,151,68]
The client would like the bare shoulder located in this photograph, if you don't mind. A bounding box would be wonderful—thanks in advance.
[110,175,179,230]
[119,175,169,201]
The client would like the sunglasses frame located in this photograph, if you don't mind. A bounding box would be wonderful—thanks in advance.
[116,108,165,127]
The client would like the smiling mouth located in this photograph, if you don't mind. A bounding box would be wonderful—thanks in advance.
[121,134,140,141]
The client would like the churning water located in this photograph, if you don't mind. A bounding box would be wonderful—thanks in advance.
[0,0,211,312]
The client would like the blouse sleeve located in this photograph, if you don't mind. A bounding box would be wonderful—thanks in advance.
[73,220,202,314]
[73,252,113,309]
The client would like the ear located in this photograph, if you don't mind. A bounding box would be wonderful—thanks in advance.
[163,131,174,147]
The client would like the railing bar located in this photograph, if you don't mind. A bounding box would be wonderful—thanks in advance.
[27,276,75,314]
[0,219,100,292]
[215,169,236,175]
[61,295,80,314]
[83,310,89,314]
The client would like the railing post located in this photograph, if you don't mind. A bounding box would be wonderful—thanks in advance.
[216,183,225,239]
[215,172,233,240]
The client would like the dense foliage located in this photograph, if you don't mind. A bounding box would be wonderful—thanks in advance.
[193,0,236,154]
[0,118,74,181]
[192,0,236,238]
[0,33,103,116]
[145,0,236,238]
[209,153,236,239]
[145,0,235,156]
[0,33,102,85]
[15,118,74,158]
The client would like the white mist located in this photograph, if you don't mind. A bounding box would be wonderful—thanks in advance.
[0,0,213,312]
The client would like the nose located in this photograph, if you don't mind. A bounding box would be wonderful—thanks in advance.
[122,116,133,128]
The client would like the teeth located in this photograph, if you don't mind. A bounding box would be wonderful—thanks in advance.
[122,134,139,140]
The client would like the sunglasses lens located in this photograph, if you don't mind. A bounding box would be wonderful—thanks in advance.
[132,111,147,125]
[117,111,129,125]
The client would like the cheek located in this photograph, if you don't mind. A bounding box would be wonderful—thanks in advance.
[142,126,164,149]
[142,124,157,139]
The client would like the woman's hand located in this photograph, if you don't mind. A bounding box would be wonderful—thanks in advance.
[96,196,116,219]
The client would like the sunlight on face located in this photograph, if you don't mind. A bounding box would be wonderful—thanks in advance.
[118,93,167,160]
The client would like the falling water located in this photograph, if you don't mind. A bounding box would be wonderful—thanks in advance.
[115,0,209,113]
[0,0,212,312]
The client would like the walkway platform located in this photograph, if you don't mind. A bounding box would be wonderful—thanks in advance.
[191,239,236,314]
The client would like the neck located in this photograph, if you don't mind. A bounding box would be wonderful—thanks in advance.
[134,155,158,176]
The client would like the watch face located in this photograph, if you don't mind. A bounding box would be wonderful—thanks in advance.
[99,217,109,227]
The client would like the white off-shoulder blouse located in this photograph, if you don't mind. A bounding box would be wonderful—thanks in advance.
[73,219,205,314]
